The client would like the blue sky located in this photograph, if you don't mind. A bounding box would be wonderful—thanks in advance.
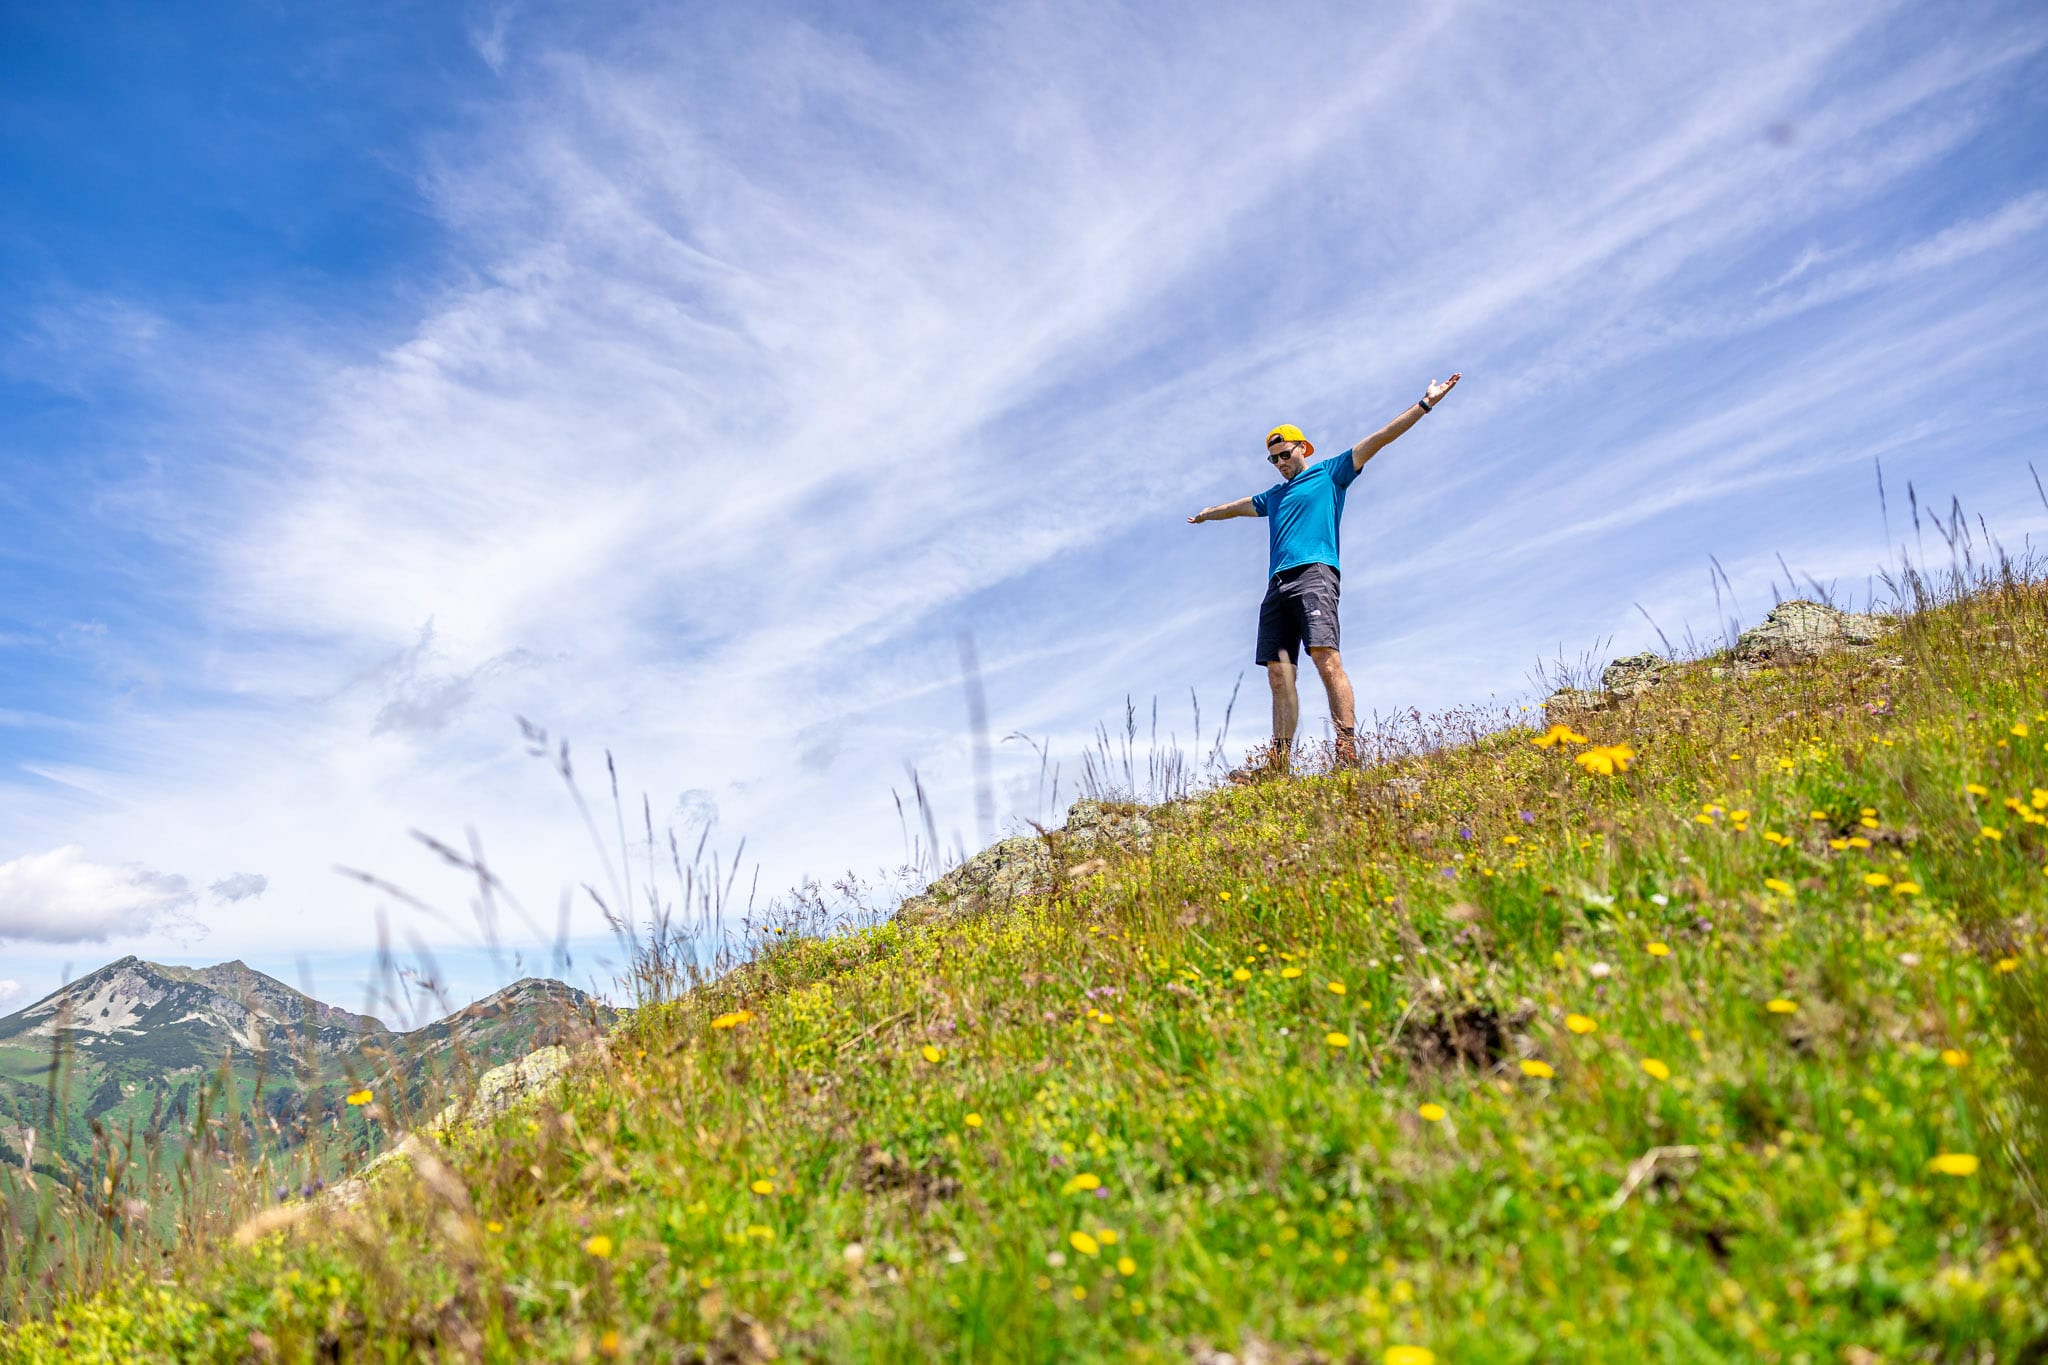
[3,0,2046,1012]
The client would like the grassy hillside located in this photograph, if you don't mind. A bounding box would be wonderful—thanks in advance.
[6,573,2045,1362]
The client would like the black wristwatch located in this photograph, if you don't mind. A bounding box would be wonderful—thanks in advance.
[1417,395,1434,413]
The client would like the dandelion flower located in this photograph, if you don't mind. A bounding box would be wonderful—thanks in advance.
[965,1113,984,1128]
[1980,827,2004,841]
[1417,1103,1447,1122]
[1325,1032,1351,1048]
[1996,957,2020,973]
[1232,968,1252,982]
[2015,723,2031,738]
[1940,1049,1968,1068]
[1809,809,1827,820]
[345,1089,373,1107]
[1069,1231,1100,1256]
[1117,1255,1137,1276]
[1646,942,1670,957]
[921,1044,944,1063]
[1327,981,1347,996]
[1964,784,1988,797]
[1766,998,1798,1014]
[1847,836,1872,849]
[1519,1059,1555,1079]
[1575,744,1635,775]
[1927,1153,1979,1177]
[1764,878,1794,896]
[1532,724,1587,749]
[711,1010,753,1030]
[750,1179,774,1195]
[1385,1347,1437,1365]
[1061,1173,1102,1195]
[1281,967,1303,979]
[584,1234,614,1259]
[1565,1013,1598,1035]
[1641,1058,1671,1080]
[1863,872,1893,888]
[1892,881,1921,896]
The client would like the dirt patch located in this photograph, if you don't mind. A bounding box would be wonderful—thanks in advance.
[1399,1003,1529,1071]
[856,1144,960,1209]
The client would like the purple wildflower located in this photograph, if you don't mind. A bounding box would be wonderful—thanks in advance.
[1457,826,1474,841]
[1518,810,1536,824]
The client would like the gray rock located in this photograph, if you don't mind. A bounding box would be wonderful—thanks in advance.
[1735,600,1893,663]
[1543,688,1609,725]
[1601,651,1666,698]
[892,800,1160,928]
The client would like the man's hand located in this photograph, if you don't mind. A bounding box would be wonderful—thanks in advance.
[1424,372,1462,406]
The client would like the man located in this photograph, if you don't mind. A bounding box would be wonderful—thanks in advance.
[1188,373,1462,771]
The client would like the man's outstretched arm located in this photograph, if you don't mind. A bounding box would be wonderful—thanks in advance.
[1188,496,1258,524]
[1349,372,1462,473]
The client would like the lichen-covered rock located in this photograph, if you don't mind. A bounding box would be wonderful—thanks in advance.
[1543,688,1609,725]
[1736,600,1892,663]
[1602,652,1666,698]
[892,799,1161,928]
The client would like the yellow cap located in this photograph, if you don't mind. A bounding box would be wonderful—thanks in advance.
[1265,423,1314,457]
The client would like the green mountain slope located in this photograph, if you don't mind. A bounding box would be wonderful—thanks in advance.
[0,958,606,1188]
[6,584,2046,1362]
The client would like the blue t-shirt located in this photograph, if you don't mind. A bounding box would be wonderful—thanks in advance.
[1251,452,1360,577]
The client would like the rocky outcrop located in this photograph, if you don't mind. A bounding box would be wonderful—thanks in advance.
[1601,652,1666,698]
[1735,599,1892,663]
[890,799,1164,928]
[1545,601,1895,720]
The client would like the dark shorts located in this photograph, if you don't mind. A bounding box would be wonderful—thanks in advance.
[1255,563,1341,666]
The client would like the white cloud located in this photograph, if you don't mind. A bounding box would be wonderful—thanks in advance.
[0,980,22,1007]
[209,872,269,903]
[0,846,198,944]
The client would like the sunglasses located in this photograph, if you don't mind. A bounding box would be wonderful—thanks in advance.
[1266,441,1295,464]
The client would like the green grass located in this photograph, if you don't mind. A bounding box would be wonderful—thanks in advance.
[6,575,2046,1363]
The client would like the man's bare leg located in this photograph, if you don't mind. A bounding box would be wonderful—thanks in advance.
[1308,646,1358,765]
[1265,655,1299,769]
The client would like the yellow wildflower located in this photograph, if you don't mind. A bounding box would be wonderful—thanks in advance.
[583,1234,613,1259]
[1996,958,2020,974]
[921,1044,943,1063]
[1980,827,2003,841]
[1532,724,1587,748]
[1069,1231,1101,1256]
[1863,872,1892,888]
[710,1010,752,1030]
[1964,784,1988,797]
[1417,1103,1447,1122]
[1892,881,1921,896]
[1641,1058,1671,1080]
[1327,981,1347,996]
[345,1089,373,1107]
[1847,836,1871,848]
[1940,1049,1968,1068]
[1325,1032,1351,1049]
[1766,998,1798,1014]
[1575,743,1635,775]
[2015,722,2031,738]
[1519,1059,1555,1079]
[1809,809,1827,820]
[1927,1153,1979,1177]
[1385,1347,1437,1365]
[1232,968,1252,982]
[1281,967,1303,979]
[1565,1013,1598,1035]
[1764,878,1794,896]
[1117,1256,1137,1276]
[750,1179,773,1195]
[1646,942,1671,957]
[1061,1173,1102,1195]
[965,1112,984,1128]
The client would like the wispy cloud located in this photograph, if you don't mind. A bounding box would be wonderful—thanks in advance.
[0,845,200,945]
